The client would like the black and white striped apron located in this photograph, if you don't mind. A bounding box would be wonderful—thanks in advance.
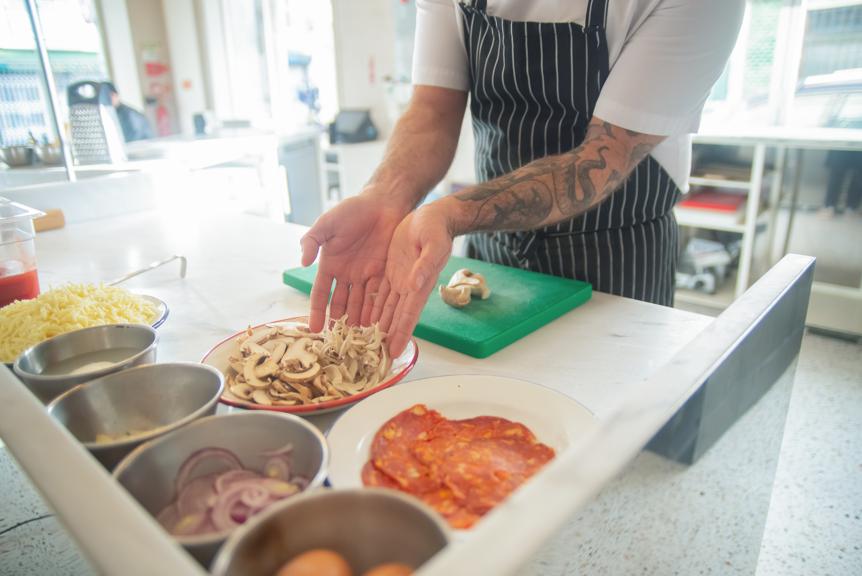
[460,0,681,306]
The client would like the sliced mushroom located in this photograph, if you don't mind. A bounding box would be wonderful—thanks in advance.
[365,372,380,389]
[378,348,390,379]
[362,350,380,368]
[230,382,255,401]
[282,337,317,369]
[262,337,294,352]
[252,389,273,406]
[278,362,320,383]
[269,389,305,403]
[228,356,245,375]
[284,379,313,401]
[323,365,342,387]
[311,394,340,404]
[447,269,489,294]
[255,341,288,378]
[309,374,328,397]
[243,354,271,388]
[241,341,271,357]
[439,284,472,308]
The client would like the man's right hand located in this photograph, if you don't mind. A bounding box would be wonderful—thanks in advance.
[300,190,411,332]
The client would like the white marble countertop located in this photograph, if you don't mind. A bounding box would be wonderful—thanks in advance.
[32,209,711,421]
[1,207,717,574]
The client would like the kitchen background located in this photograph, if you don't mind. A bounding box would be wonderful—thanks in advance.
[0,1,860,574]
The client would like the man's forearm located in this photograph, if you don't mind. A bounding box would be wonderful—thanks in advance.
[437,117,664,236]
[364,87,467,213]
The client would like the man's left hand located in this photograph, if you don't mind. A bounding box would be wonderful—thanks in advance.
[371,203,455,357]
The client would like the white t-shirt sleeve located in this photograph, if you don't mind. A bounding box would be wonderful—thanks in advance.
[594,0,745,136]
[412,0,470,91]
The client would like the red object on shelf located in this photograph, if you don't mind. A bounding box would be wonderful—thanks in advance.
[678,190,746,212]
[0,268,40,308]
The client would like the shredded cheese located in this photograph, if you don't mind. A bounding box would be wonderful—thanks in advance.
[0,283,158,363]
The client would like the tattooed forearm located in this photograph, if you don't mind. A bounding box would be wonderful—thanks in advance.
[444,117,664,235]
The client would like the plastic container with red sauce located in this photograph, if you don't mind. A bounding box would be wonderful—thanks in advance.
[0,197,45,308]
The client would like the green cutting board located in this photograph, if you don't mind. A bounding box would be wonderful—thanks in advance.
[282,256,591,358]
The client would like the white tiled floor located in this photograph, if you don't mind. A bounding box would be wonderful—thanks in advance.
[755,331,862,576]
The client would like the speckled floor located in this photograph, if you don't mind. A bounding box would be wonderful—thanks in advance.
[754,331,862,576]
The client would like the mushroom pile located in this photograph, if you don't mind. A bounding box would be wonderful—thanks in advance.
[226,317,391,407]
[439,268,491,308]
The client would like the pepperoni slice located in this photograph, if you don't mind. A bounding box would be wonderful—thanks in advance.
[367,404,443,493]
[362,404,555,530]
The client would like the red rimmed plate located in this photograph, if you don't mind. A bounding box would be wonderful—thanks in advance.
[201,317,418,415]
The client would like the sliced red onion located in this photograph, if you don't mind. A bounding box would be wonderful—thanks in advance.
[263,457,290,481]
[174,448,243,494]
[176,473,218,517]
[239,485,269,508]
[210,482,251,531]
[229,503,251,524]
[214,469,259,493]
[157,446,306,537]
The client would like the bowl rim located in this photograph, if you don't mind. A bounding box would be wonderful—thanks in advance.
[210,486,452,575]
[12,323,159,383]
[111,409,330,546]
[45,361,225,451]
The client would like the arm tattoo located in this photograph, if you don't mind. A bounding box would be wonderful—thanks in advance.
[450,118,663,234]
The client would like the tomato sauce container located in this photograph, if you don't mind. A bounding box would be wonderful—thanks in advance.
[0,197,44,308]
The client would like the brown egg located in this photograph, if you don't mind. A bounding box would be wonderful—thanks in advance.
[276,548,353,576]
[361,562,414,576]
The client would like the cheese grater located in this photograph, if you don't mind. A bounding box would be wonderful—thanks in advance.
[67,81,127,165]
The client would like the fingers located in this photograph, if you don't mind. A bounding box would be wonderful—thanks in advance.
[360,276,382,327]
[344,278,366,326]
[328,278,351,322]
[369,278,391,325]
[308,269,334,332]
[378,290,401,334]
[300,232,323,268]
[388,276,435,357]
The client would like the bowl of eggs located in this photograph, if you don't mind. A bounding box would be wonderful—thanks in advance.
[210,488,451,576]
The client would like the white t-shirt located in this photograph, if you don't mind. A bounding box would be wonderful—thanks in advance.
[413,0,745,189]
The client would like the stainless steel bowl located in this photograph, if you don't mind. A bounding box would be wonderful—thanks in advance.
[211,488,451,576]
[112,411,329,567]
[46,362,224,469]
[0,146,35,167]
[35,143,63,165]
[13,324,158,404]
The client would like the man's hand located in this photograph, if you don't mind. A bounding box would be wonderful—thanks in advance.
[371,204,455,356]
[300,191,410,332]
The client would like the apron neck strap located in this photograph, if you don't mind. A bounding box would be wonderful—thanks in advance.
[585,0,609,33]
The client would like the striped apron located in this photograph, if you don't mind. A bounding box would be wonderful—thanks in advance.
[460,0,681,306]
